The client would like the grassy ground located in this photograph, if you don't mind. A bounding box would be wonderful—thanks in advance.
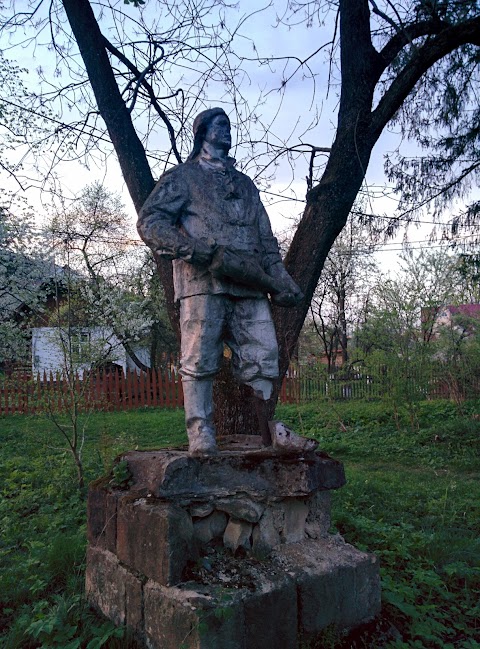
[0,399,479,648]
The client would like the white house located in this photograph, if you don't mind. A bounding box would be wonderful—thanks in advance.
[31,326,151,378]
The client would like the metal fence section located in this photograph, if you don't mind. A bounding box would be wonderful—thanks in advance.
[277,365,480,404]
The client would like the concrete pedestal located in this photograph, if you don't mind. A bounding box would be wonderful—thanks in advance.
[86,436,381,648]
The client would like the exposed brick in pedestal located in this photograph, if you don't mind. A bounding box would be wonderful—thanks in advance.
[86,437,381,648]
[282,499,309,543]
[305,491,331,539]
[193,510,228,544]
[223,518,253,553]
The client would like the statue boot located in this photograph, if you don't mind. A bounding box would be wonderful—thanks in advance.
[252,392,318,453]
[182,377,218,456]
[269,420,318,454]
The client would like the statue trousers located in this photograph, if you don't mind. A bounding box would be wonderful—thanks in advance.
[179,294,279,385]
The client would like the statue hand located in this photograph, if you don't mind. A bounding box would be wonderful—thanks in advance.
[271,289,303,307]
[268,263,304,306]
[191,239,217,266]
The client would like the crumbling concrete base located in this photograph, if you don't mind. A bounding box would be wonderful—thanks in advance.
[86,436,381,648]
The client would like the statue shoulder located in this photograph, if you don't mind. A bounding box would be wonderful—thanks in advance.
[156,162,201,187]
[231,166,260,194]
[151,162,196,194]
[156,163,189,183]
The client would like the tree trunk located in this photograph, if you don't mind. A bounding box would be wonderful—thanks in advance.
[71,447,85,490]
[270,148,374,413]
[213,358,260,437]
[62,0,178,335]
[338,288,348,366]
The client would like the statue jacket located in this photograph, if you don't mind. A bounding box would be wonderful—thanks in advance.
[137,156,284,302]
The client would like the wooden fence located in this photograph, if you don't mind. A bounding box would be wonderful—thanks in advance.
[0,368,183,415]
[1,365,479,415]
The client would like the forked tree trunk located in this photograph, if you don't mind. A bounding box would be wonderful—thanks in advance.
[63,0,480,433]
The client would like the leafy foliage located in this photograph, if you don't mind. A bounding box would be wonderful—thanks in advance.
[0,197,52,364]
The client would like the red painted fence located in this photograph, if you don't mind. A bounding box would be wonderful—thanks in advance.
[0,367,300,415]
[2,365,476,416]
[0,368,184,415]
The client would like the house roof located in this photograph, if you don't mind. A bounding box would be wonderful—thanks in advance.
[448,304,480,318]
[0,251,75,317]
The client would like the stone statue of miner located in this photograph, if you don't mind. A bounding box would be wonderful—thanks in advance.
[138,108,316,456]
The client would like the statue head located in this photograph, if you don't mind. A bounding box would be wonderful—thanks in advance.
[187,107,231,161]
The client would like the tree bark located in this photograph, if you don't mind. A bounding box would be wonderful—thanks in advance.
[338,287,348,366]
[213,358,259,437]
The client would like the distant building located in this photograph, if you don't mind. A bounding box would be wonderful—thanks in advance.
[31,326,150,378]
[421,304,480,340]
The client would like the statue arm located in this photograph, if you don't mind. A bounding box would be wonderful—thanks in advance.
[251,201,302,306]
[257,203,302,296]
[137,172,214,265]
[256,202,284,272]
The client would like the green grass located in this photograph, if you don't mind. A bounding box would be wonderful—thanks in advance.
[1,400,479,647]
[279,399,480,648]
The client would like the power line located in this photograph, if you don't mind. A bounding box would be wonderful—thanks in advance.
[260,189,474,228]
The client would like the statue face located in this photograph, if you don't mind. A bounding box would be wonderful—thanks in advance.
[204,114,231,150]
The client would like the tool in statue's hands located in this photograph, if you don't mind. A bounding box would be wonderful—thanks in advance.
[208,246,303,307]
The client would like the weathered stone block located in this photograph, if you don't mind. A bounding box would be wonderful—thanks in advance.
[87,481,125,552]
[223,519,253,553]
[86,546,143,629]
[143,571,298,649]
[193,511,228,545]
[215,497,265,522]
[86,443,380,649]
[274,537,381,635]
[117,499,194,585]
[243,571,297,649]
[125,570,145,636]
[120,442,345,501]
[143,581,245,649]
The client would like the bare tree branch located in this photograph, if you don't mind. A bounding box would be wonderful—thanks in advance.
[102,36,183,165]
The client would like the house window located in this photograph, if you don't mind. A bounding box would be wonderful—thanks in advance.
[71,331,91,363]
